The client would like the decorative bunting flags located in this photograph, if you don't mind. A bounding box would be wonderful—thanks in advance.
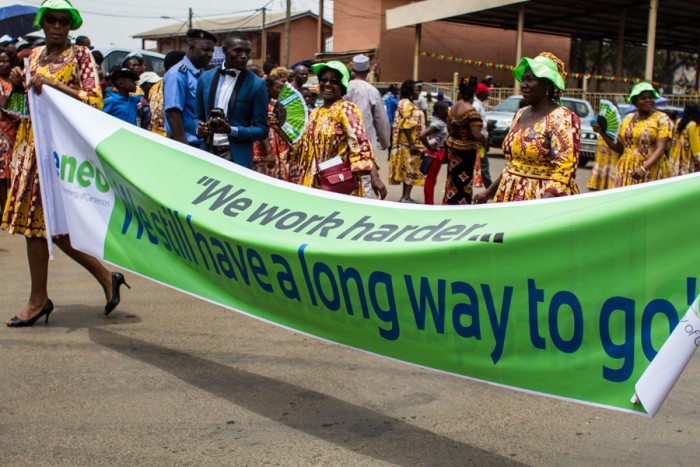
[418,50,666,87]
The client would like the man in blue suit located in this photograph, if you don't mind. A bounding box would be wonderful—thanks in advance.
[195,31,269,168]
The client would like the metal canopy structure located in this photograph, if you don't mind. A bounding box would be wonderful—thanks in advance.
[387,0,700,52]
[433,0,700,53]
[386,0,700,86]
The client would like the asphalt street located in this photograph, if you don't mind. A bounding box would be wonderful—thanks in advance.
[1,154,699,466]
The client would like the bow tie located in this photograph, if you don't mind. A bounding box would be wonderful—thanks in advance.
[219,68,237,77]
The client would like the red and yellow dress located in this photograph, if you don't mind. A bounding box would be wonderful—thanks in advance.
[253,103,291,181]
[148,79,167,137]
[668,120,700,177]
[388,98,425,187]
[294,99,375,197]
[586,138,620,190]
[0,77,19,182]
[1,45,102,237]
[496,106,580,202]
[614,111,671,187]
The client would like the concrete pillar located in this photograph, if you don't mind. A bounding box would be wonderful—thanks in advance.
[413,23,422,81]
[514,4,525,91]
[644,0,658,81]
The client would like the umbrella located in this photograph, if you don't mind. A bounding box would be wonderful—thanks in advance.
[0,4,39,39]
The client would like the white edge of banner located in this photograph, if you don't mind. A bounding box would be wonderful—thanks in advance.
[633,294,700,417]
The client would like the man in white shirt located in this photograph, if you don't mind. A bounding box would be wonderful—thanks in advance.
[345,54,391,198]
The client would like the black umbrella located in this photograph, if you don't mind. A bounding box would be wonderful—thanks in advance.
[0,4,39,39]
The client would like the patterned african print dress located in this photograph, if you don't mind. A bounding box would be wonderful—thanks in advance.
[294,99,375,197]
[149,79,167,137]
[614,111,671,187]
[1,45,103,237]
[253,103,291,181]
[0,77,19,182]
[586,138,621,190]
[495,106,580,202]
[443,107,482,205]
[388,98,425,187]
[668,120,700,177]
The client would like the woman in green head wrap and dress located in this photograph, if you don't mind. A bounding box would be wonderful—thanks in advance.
[597,82,671,187]
[1,0,129,327]
[474,52,580,203]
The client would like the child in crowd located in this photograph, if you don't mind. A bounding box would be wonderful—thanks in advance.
[420,100,449,205]
[102,68,141,126]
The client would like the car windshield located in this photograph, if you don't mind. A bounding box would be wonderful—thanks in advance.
[561,100,591,118]
[492,97,522,112]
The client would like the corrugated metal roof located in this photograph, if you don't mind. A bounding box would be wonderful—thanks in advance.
[134,10,331,39]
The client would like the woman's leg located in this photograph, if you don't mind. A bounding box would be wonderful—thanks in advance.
[53,235,113,302]
[402,183,413,201]
[10,237,51,321]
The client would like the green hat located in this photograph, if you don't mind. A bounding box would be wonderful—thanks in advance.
[513,55,566,91]
[34,0,83,31]
[627,82,659,103]
[311,61,350,91]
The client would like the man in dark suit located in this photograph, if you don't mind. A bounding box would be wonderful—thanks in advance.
[195,31,268,168]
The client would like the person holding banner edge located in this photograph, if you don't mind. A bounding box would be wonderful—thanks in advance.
[1,0,129,327]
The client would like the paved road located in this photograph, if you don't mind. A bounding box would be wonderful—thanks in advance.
[2,158,698,466]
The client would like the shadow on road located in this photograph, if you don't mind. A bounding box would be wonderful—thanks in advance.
[89,327,526,466]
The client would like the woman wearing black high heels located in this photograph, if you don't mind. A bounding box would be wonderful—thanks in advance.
[2,0,130,327]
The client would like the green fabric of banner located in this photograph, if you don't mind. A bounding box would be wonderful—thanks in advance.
[94,128,700,415]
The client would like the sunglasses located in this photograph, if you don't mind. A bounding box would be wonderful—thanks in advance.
[318,77,342,86]
[43,14,72,27]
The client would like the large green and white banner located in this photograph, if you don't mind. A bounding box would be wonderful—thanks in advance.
[32,88,699,416]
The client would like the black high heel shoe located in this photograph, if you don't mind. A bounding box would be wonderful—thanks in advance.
[6,300,54,327]
[105,272,130,316]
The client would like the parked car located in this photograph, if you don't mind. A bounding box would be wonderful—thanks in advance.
[486,95,598,167]
[93,46,166,76]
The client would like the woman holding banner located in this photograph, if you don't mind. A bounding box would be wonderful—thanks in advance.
[474,52,580,203]
[1,0,129,327]
[293,61,386,199]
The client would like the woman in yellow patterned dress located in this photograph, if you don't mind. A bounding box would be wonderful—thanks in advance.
[586,131,620,191]
[388,79,425,203]
[294,61,386,198]
[599,82,671,187]
[1,0,129,327]
[474,52,580,203]
[667,104,700,177]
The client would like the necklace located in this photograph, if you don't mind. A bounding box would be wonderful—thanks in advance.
[38,43,69,66]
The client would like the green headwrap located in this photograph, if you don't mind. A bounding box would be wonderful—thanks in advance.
[627,82,660,104]
[311,61,351,92]
[34,0,83,30]
[513,55,566,91]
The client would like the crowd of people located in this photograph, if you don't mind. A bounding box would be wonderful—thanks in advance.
[1,0,699,326]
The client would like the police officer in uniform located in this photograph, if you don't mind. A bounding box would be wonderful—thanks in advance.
[163,29,216,146]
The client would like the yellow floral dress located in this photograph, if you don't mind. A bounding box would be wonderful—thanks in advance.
[294,99,375,197]
[587,138,620,190]
[668,120,700,177]
[149,79,167,137]
[388,98,425,187]
[614,111,671,187]
[1,45,103,237]
[495,106,580,202]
